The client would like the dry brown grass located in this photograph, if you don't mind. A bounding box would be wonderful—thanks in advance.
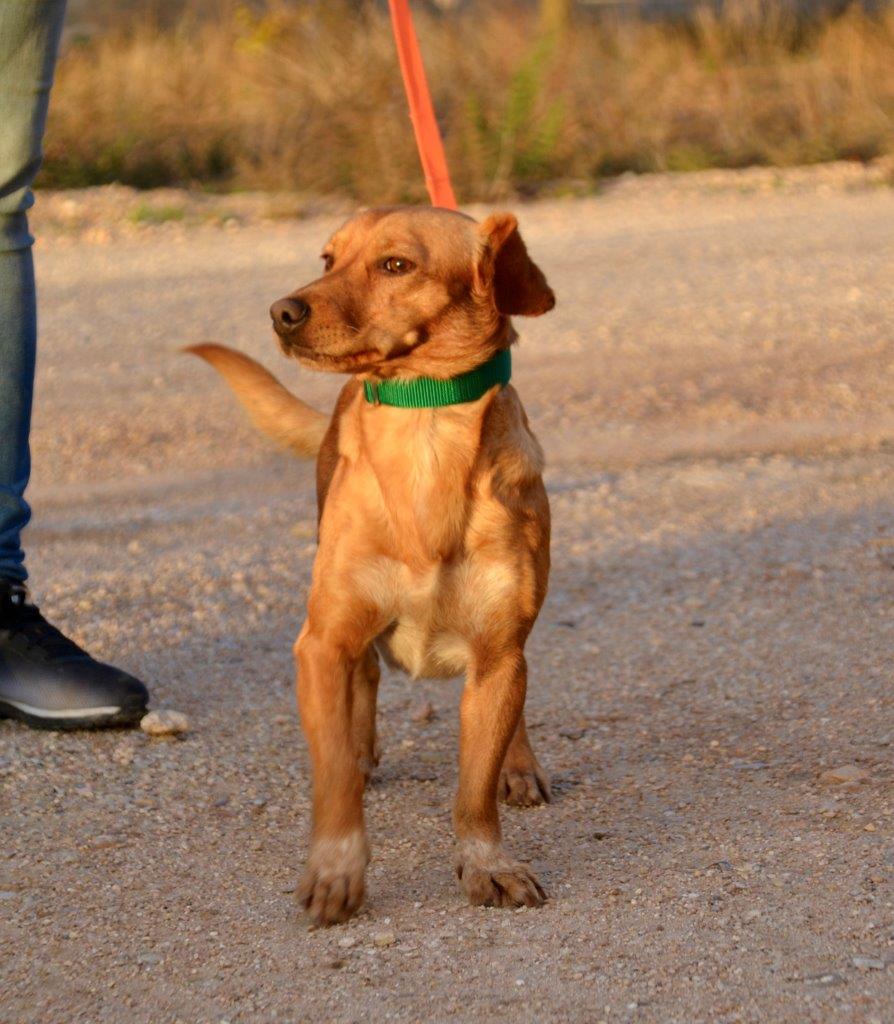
[42,0,894,200]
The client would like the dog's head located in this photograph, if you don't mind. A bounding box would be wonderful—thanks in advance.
[269,206,554,379]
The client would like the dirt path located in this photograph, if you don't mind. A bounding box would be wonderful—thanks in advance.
[2,175,893,1023]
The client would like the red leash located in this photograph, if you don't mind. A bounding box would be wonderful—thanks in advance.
[387,0,458,210]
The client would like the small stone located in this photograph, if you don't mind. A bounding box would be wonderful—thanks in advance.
[559,728,586,741]
[91,835,122,850]
[851,955,886,971]
[819,764,868,786]
[804,972,844,986]
[411,700,435,723]
[140,709,190,737]
[872,539,894,569]
[742,909,761,923]
[731,760,769,772]
[419,752,446,765]
[337,936,357,948]
[111,741,135,766]
[373,931,396,948]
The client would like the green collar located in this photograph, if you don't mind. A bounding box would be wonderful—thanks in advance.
[362,348,511,408]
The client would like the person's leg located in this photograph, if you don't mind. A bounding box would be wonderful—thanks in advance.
[0,247,36,583]
[0,2,150,728]
[0,0,67,582]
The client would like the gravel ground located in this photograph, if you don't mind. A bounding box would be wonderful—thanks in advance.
[2,170,893,1023]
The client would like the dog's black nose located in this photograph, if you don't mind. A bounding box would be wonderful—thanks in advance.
[270,297,310,335]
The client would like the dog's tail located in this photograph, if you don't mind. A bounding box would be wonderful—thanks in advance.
[185,343,329,458]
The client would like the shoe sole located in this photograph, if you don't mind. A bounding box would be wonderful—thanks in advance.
[0,697,147,730]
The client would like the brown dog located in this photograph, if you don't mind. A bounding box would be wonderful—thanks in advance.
[189,206,555,925]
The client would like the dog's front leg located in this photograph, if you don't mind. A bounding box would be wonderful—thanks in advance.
[295,624,369,925]
[454,651,546,909]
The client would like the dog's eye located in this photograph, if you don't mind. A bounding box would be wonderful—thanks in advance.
[321,254,334,272]
[382,257,415,275]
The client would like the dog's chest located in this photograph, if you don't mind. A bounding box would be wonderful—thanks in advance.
[347,401,482,560]
[341,395,519,678]
[372,553,515,679]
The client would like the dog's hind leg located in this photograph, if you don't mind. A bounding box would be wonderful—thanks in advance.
[351,646,381,784]
[499,714,551,807]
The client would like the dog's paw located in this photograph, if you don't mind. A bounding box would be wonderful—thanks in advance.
[455,840,546,909]
[297,833,369,926]
[499,763,551,807]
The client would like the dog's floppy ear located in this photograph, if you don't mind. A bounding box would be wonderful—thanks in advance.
[475,212,555,317]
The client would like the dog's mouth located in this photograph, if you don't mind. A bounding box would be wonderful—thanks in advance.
[277,327,427,375]
[279,338,382,373]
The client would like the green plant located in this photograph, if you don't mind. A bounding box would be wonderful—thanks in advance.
[127,203,186,224]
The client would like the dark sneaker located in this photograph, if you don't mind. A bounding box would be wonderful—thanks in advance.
[0,580,149,729]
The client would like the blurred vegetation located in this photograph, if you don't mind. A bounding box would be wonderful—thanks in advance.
[41,0,894,199]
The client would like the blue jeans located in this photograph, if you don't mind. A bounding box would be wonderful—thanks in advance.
[0,0,66,583]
